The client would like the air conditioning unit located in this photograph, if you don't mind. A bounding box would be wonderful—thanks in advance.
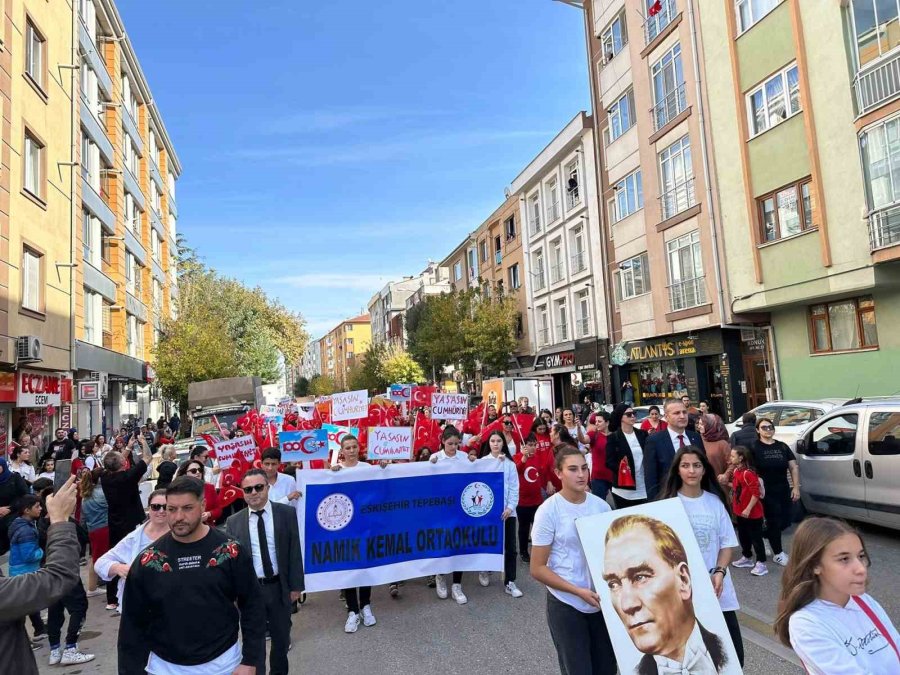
[16,336,42,363]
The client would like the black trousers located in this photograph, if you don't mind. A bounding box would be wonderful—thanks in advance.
[47,579,88,648]
[342,586,372,614]
[762,489,791,555]
[516,505,538,557]
[723,610,744,667]
[546,592,616,675]
[260,582,292,675]
[736,517,767,562]
[504,516,517,582]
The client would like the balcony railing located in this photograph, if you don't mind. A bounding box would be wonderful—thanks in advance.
[550,262,565,284]
[547,201,561,223]
[668,276,707,312]
[556,323,569,342]
[644,0,677,45]
[538,327,550,346]
[854,51,900,116]
[868,203,900,251]
[660,177,697,220]
[529,214,541,236]
[577,317,591,337]
[652,82,688,132]
[532,269,546,291]
[566,187,581,210]
[570,251,586,273]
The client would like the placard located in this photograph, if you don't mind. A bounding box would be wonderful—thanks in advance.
[322,424,359,457]
[367,426,413,460]
[389,384,412,402]
[481,378,504,410]
[430,393,468,420]
[332,390,368,421]
[212,435,258,469]
[279,429,329,462]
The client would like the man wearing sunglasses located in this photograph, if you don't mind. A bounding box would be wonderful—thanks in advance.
[226,469,304,675]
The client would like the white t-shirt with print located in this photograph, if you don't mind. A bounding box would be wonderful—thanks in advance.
[790,594,900,675]
[677,490,739,612]
[531,492,611,614]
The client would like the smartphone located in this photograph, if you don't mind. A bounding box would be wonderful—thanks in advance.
[53,459,72,494]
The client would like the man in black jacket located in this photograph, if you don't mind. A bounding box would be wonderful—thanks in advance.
[729,412,758,449]
[643,401,704,500]
[226,469,303,675]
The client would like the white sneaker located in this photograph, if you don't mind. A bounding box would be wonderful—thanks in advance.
[85,588,104,598]
[505,581,523,598]
[773,552,790,567]
[451,583,468,605]
[750,562,769,577]
[435,574,448,599]
[361,604,376,627]
[732,556,754,569]
[478,572,490,587]
[344,612,361,633]
[48,649,61,666]
[60,647,95,665]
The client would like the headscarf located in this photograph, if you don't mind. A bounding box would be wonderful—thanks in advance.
[0,457,11,484]
[700,413,729,442]
[609,403,631,434]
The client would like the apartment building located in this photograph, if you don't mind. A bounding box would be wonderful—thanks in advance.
[319,314,371,392]
[563,0,755,420]
[696,0,900,399]
[440,237,480,295]
[510,112,609,407]
[299,337,321,381]
[368,262,448,348]
[73,0,180,434]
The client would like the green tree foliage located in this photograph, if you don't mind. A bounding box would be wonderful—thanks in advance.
[467,293,519,375]
[293,376,310,398]
[378,345,426,384]
[309,374,336,397]
[155,237,308,412]
[347,342,387,393]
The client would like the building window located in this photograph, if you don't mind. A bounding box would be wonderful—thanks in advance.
[25,19,45,90]
[504,215,516,241]
[546,178,560,223]
[22,247,43,313]
[538,306,549,346]
[494,235,502,265]
[809,296,878,353]
[736,0,782,34]
[122,73,139,122]
[565,160,581,209]
[551,239,565,284]
[529,193,541,234]
[532,251,546,291]
[651,44,686,131]
[609,89,635,143]
[601,12,627,62]
[757,178,815,242]
[570,226,586,273]
[666,231,706,311]
[646,0,677,43]
[508,263,521,290]
[24,131,44,198]
[479,239,488,264]
[747,63,800,137]
[125,193,141,234]
[614,169,644,221]
[467,248,477,279]
[84,289,101,344]
[123,134,139,177]
[576,290,591,337]
[659,135,695,219]
[555,299,569,342]
[616,252,650,301]
[151,182,161,215]
[149,128,160,166]
[83,209,101,268]
[454,261,462,281]
[849,0,900,69]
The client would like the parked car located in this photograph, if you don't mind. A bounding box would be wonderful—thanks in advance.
[794,398,900,531]
[725,399,847,449]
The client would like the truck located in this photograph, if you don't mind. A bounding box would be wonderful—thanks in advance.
[187,376,263,437]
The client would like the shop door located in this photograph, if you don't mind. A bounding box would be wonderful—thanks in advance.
[742,356,768,409]
[702,360,725,418]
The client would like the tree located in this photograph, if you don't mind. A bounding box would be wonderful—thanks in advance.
[347,343,387,393]
[467,293,519,376]
[377,345,426,384]
[309,375,336,397]
[293,376,310,398]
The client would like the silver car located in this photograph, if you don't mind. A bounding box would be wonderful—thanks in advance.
[795,398,900,531]
[725,399,847,450]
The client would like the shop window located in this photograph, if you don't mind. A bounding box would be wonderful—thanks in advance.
[636,359,687,405]
[125,384,137,402]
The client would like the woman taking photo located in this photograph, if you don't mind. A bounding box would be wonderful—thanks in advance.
[430,426,476,604]
[530,445,616,674]
[638,405,667,434]
[8,445,36,484]
[95,488,170,613]
[174,459,222,525]
[604,403,649,509]
[586,410,613,500]
[697,413,731,476]
[659,446,744,667]
[475,431,522,598]
[753,417,800,567]
[561,409,589,453]
[774,517,900,674]
[79,469,115,604]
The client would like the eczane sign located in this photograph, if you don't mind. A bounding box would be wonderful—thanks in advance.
[17,370,62,408]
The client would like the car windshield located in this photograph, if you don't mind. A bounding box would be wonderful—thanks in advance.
[778,406,819,427]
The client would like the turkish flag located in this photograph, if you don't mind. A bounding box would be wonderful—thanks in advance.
[511,413,536,444]
[413,411,441,452]
[618,457,636,488]
[648,0,662,17]
[411,386,436,409]
[462,402,485,436]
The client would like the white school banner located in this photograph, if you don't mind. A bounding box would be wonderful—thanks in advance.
[430,393,469,420]
[332,390,368,421]
[211,435,257,469]
[367,426,413,460]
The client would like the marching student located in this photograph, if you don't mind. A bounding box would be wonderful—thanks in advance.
[261,448,301,506]
[514,434,546,563]
[729,446,768,577]
[531,418,559,493]
[774,517,900,674]
[530,445,617,674]
[430,426,476,604]
[476,432,522,598]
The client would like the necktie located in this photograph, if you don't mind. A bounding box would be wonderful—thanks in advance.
[254,511,275,578]
[678,434,685,448]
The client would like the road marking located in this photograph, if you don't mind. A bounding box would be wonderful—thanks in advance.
[737,608,804,669]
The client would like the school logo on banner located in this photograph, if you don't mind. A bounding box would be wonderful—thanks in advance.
[316,494,354,531]
[460,482,494,517]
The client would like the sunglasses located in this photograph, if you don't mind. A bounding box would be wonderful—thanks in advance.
[759,425,774,431]
[186,468,202,475]
[242,484,266,494]
[503,421,513,426]
[149,503,166,512]
[623,411,636,417]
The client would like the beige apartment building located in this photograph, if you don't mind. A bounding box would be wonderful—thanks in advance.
[319,314,371,392]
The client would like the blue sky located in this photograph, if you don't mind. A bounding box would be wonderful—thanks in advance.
[120,0,589,338]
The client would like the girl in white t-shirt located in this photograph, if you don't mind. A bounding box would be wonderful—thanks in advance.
[658,444,744,668]
[774,517,900,674]
[530,445,617,674]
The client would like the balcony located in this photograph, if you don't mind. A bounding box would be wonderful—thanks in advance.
[652,82,688,132]
[80,103,113,166]
[570,251,586,274]
[529,214,541,237]
[566,187,581,210]
[644,0,677,45]
[78,22,112,100]
[150,160,165,192]
[556,323,569,342]
[538,328,550,346]
[550,262,565,284]
[854,51,900,117]
[660,177,697,220]
[868,203,900,251]
[577,317,591,337]
[668,276,707,312]
[123,168,146,210]
[546,201,561,223]
[81,176,115,233]
[532,269,546,291]
[122,107,144,155]
[150,207,165,238]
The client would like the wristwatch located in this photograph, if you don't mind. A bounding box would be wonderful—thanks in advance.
[710,566,727,577]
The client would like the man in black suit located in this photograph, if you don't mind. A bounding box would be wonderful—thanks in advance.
[603,514,729,674]
[226,469,303,675]
[644,400,703,500]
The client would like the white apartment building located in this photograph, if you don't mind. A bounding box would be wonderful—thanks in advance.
[299,338,321,380]
[510,112,610,406]
[369,262,451,346]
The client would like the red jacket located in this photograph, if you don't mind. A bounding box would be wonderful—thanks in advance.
[203,482,223,525]
[733,467,763,519]
[534,434,560,491]
[587,431,613,481]
[514,451,547,507]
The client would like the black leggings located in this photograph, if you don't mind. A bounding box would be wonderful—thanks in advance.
[736,517,767,563]
[342,586,371,614]
[504,516,517,582]
[762,490,791,556]
[48,579,88,649]
[516,505,539,556]
[723,610,744,667]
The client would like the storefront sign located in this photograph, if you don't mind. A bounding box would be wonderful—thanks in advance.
[17,370,62,408]
[623,331,724,364]
[0,372,15,403]
[144,363,156,383]
[78,381,101,401]
[534,351,575,371]
[60,405,73,431]
[575,339,605,372]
